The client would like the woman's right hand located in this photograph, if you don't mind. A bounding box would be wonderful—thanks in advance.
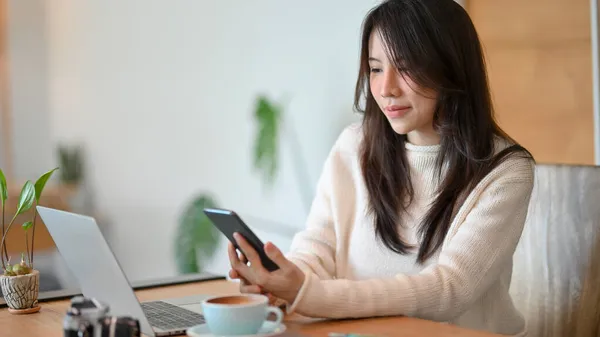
[228,249,279,305]
[229,268,262,294]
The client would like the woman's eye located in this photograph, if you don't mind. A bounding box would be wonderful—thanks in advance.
[370,68,382,73]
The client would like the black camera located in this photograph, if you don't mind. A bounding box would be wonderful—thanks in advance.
[63,296,141,337]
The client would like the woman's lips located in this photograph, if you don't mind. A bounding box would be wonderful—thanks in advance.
[384,105,411,118]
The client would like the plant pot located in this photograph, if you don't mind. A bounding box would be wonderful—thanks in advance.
[0,269,40,311]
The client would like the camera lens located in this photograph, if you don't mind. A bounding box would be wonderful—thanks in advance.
[77,322,93,337]
[99,317,141,337]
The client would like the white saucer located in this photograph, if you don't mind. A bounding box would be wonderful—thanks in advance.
[186,321,287,337]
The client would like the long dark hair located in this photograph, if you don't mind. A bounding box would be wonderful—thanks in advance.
[354,0,534,263]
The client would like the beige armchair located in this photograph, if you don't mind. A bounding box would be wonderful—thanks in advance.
[510,164,600,337]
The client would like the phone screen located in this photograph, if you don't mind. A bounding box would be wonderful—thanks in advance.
[203,208,280,272]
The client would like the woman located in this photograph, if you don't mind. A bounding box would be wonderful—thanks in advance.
[228,0,534,335]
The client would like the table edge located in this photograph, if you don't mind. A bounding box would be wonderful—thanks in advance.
[0,272,226,307]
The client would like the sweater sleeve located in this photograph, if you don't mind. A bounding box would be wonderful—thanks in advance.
[287,158,535,321]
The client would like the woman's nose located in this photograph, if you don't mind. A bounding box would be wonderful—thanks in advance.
[380,69,401,98]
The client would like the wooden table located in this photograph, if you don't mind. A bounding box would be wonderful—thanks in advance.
[0,279,500,337]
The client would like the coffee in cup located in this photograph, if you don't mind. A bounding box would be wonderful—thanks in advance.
[201,294,284,335]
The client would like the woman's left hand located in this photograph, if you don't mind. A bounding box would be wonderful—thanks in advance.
[228,232,305,304]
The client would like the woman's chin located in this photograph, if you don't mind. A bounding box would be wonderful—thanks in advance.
[387,119,412,135]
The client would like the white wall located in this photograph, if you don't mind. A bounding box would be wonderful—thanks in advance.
[44,0,375,281]
[7,0,54,180]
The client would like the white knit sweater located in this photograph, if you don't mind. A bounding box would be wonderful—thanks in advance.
[285,123,534,336]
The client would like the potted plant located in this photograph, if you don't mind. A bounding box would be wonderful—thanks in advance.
[56,144,89,214]
[0,167,58,314]
[173,194,221,274]
[57,145,83,186]
[252,95,312,212]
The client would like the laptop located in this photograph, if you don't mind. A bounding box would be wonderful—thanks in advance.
[36,206,222,337]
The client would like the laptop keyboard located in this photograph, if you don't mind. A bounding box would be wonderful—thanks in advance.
[141,301,205,331]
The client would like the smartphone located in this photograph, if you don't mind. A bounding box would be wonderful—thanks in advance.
[203,208,280,272]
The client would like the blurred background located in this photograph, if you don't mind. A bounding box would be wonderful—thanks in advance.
[0,0,597,294]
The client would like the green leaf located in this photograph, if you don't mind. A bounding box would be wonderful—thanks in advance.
[15,181,35,217]
[57,146,83,184]
[3,263,15,276]
[34,167,58,202]
[22,221,33,231]
[174,194,221,274]
[0,169,7,207]
[252,95,281,186]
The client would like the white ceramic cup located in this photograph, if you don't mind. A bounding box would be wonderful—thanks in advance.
[201,294,284,335]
